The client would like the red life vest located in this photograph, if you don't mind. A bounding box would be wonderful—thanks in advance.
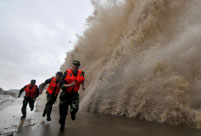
[64,69,85,93]
[24,84,38,98]
[47,77,60,97]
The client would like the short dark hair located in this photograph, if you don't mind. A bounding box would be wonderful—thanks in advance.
[56,72,63,77]
[30,80,36,84]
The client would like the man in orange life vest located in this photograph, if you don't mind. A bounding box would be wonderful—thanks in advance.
[59,60,85,131]
[18,80,39,119]
[40,72,63,121]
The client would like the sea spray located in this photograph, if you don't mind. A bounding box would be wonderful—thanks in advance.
[61,0,201,128]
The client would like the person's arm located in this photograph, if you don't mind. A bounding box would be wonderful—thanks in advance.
[82,71,85,91]
[64,82,76,87]
[59,72,67,89]
[39,77,53,93]
[59,79,66,89]
[35,86,40,98]
[18,85,26,97]
[59,71,76,89]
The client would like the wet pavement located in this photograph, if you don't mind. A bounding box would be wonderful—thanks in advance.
[1,98,201,136]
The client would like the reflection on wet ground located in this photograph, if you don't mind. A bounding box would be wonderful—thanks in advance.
[1,99,201,136]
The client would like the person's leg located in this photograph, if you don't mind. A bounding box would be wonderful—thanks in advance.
[43,93,51,117]
[43,102,48,117]
[59,101,69,131]
[28,98,35,111]
[21,97,28,119]
[46,97,56,121]
[70,93,79,120]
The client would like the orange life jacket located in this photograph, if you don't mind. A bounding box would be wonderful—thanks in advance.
[64,69,85,93]
[24,84,38,98]
[47,77,60,97]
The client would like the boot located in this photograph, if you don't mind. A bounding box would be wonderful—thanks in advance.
[30,106,34,111]
[70,112,76,121]
[21,114,26,119]
[42,111,46,117]
[47,116,51,121]
[60,125,64,131]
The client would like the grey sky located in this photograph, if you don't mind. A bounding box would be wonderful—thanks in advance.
[0,0,93,90]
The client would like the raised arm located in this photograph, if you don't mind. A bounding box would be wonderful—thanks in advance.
[39,77,53,94]
[18,85,27,97]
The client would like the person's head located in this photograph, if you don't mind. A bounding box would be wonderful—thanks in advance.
[71,60,80,72]
[56,71,63,80]
[30,80,36,87]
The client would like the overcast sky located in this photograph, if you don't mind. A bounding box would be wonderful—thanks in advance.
[0,0,93,90]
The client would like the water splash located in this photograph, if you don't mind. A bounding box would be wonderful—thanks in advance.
[61,0,201,128]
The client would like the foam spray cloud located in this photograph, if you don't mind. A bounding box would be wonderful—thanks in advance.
[61,0,201,128]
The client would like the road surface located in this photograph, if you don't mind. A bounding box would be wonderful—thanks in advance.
[1,97,201,136]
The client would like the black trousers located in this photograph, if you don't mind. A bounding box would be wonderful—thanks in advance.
[43,93,57,117]
[21,97,35,116]
[59,91,79,126]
